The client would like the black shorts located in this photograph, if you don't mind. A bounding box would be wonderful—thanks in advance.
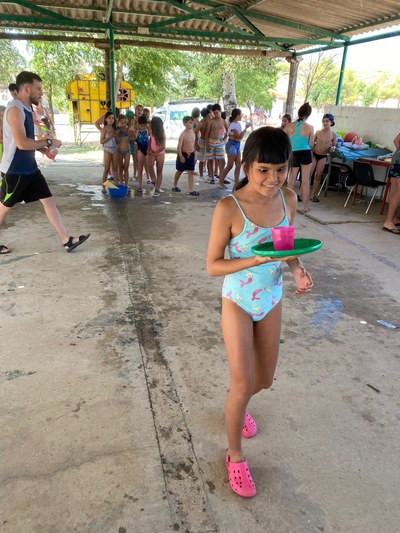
[0,169,52,208]
[313,152,327,162]
[176,152,195,172]
[292,149,312,167]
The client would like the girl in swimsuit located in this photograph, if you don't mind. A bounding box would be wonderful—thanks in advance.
[135,114,150,193]
[100,111,117,193]
[207,127,313,498]
[116,114,130,189]
[148,116,166,197]
[310,114,337,202]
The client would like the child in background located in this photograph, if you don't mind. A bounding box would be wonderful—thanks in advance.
[148,116,166,197]
[218,108,251,190]
[126,110,137,180]
[191,107,201,130]
[205,103,226,183]
[100,111,118,194]
[135,114,149,193]
[195,107,213,181]
[310,113,337,202]
[172,116,199,196]
[280,113,291,131]
[207,127,313,498]
[116,114,131,188]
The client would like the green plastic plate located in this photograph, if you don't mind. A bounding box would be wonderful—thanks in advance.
[251,238,322,257]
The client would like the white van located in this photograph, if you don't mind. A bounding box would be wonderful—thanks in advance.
[151,99,213,139]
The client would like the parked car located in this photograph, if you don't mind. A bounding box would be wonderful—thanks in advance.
[151,99,212,139]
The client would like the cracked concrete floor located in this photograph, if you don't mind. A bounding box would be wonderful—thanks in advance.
[1,152,399,533]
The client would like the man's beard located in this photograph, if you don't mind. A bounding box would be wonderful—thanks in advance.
[30,95,40,106]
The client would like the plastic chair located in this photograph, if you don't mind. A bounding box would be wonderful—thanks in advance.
[318,161,352,196]
[344,161,386,214]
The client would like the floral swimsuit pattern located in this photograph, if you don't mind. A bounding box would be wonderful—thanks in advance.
[222,191,289,321]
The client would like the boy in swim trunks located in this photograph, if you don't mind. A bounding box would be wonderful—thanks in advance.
[205,104,226,183]
[195,107,212,180]
[172,116,199,196]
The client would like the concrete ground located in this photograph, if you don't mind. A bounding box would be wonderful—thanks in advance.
[1,151,399,533]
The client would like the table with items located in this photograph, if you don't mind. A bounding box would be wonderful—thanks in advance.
[321,143,392,214]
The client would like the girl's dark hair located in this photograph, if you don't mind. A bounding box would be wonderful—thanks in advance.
[117,114,127,122]
[103,111,116,129]
[221,111,226,120]
[150,116,165,145]
[235,127,292,190]
[138,114,148,125]
[297,102,312,121]
[230,108,242,123]
[282,113,291,122]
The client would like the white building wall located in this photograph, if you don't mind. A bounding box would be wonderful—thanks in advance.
[324,105,400,150]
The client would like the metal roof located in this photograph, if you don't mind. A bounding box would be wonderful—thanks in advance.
[0,0,399,56]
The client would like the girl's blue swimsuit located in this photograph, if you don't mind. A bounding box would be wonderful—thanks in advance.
[222,190,289,321]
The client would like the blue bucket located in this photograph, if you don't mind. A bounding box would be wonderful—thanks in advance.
[108,184,129,198]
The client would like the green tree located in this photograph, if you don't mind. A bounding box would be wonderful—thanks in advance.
[0,41,25,86]
[184,53,278,112]
[119,46,189,106]
[298,53,339,104]
[28,41,102,117]
[341,70,362,105]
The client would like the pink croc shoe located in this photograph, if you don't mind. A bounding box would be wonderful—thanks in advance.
[225,454,256,498]
[242,411,257,438]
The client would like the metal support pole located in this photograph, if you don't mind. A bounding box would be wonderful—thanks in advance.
[109,27,116,113]
[335,43,348,105]
[285,56,302,118]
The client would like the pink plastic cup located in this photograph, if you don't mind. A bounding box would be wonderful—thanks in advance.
[271,226,295,251]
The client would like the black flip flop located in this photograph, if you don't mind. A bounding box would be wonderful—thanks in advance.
[0,244,10,255]
[63,234,90,252]
[382,227,400,235]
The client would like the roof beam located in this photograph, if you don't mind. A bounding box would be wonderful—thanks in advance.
[1,0,73,22]
[0,13,107,29]
[142,27,341,47]
[189,0,349,41]
[149,5,233,29]
[105,0,114,23]
[237,8,350,41]
[150,2,253,35]
[0,31,292,58]
[232,7,264,36]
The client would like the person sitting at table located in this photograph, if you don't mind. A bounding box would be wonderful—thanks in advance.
[310,113,337,202]
[383,133,400,235]
[286,102,314,213]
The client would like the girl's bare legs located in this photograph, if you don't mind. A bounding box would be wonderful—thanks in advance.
[234,152,241,187]
[218,154,235,187]
[123,154,130,187]
[155,154,165,191]
[133,149,138,180]
[117,153,124,184]
[384,178,400,230]
[311,158,327,198]
[148,154,156,184]
[252,302,282,394]
[207,159,214,180]
[300,163,312,212]
[137,150,145,189]
[102,152,112,192]
[222,298,254,463]
[222,300,282,463]
[288,167,299,190]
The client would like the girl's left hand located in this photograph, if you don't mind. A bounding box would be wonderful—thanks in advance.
[292,265,313,295]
